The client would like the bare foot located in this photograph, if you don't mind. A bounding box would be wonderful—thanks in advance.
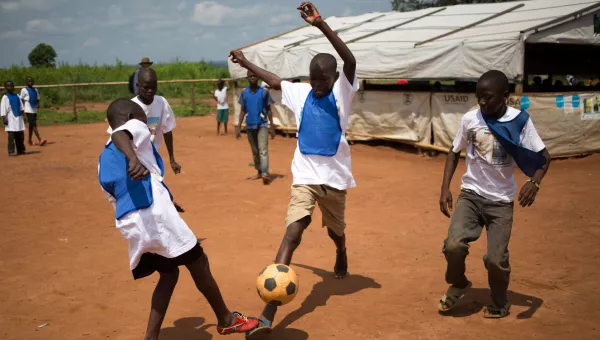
[334,248,348,279]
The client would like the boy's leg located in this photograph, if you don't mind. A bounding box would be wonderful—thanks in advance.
[7,132,16,155]
[15,131,26,154]
[185,252,258,334]
[27,115,34,145]
[144,268,180,340]
[318,185,348,278]
[185,253,232,325]
[482,200,513,310]
[223,109,229,135]
[443,190,484,288]
[247,129,261,179]
[259,185,319,325]
[257,127,269,182]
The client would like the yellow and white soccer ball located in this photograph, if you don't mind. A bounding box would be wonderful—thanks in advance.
[256,264,299,306]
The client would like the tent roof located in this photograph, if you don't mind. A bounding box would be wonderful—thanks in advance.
[229,0,600,80]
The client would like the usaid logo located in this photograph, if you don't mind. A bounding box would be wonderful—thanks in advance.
[444,95,469,103]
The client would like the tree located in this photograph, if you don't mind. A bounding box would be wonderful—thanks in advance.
[28,43,57,67]
[392,0,518,12]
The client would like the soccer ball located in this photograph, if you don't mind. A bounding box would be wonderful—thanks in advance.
[256,264,299,306]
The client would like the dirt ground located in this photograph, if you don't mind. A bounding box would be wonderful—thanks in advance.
[1,115,599,340]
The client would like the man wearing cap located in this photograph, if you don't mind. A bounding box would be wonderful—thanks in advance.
[129,57,154,95]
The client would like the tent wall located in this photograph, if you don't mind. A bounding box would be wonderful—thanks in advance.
[233,87,600,157]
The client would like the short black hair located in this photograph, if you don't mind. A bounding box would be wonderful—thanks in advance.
[478,70,509,93]
[107,98,137,130]
[4,80,13,85]
[310,53,337,74]
[138,68,157,82]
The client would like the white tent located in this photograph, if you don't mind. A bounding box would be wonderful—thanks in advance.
[228,0,600,81]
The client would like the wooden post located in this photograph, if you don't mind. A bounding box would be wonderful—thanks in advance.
[190,83,196,114]
[72,86,77,120]
[515,83,523,96]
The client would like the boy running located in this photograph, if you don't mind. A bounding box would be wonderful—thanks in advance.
[230,2,358,335]
[236,70,276,185]
[438,70,551,318]
[98,98,258,339]
[107,68,182,174]
[20,77,47,146]
[2,80,26,156]
[212,79,229,135]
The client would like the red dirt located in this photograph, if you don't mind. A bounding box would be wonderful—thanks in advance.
[1,116,599,340]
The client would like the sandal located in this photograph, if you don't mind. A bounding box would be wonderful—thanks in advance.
[245,317,272,339]
[216,312,259,335]
[438,281,472,312]
[483,303,510,319]
[39,140,47,146]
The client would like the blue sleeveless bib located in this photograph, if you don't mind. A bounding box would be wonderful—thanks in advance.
[483,110,547,177]
[298,90,342,157]
[98,142,170,220]
[4,93,22,117]
[26,88,38,109]
[242,87,267,127]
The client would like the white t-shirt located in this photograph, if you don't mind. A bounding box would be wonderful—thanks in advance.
[1,95,25,132]
[100,119,197,270]
[452,107,546,202]
[281,71,359,190]
[107,95,176,151]
[214,87,228,110]
[19,88,39,114]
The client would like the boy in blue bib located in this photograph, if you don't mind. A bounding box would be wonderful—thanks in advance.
[438,71,551,318]
[20,77,47,146]
[230,2,359,335]
[1,80,26,156]
[99,99,259,339]
[236,70,276,184]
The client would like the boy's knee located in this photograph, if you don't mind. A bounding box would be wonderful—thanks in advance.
[284,217,310,245]
[444,239,466,255]
[484,253,509,272]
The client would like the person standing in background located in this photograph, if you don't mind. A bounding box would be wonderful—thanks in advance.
[20,77,47,146]
[212,79,229,135]
[129,57,154,96]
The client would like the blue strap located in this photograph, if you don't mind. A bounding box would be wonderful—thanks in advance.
[26,88,38,109]
[4,93,22,117]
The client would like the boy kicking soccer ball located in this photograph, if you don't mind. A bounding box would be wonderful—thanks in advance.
[98,99,258,339]
[230,1,358,336]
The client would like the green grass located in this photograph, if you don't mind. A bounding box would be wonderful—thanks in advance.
[0,60,230,108]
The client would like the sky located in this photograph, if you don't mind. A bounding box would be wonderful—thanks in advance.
[0,0,393,68]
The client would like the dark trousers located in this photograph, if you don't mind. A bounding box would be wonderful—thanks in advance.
[7,131,26,155]
[443,189,513,308]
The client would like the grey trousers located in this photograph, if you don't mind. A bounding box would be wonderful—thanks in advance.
[247,127,269,176]
[443,189,514,308]
[7,131,26,155]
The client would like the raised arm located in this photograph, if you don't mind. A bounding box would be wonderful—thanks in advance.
[229,51,283,91]
[299,2,356,82]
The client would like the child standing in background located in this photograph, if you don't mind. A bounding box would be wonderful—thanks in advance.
[213,79,229,135]
[2,80,26,156]
[20,77,47,146]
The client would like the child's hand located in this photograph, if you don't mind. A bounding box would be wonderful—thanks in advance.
[229,50,247,67]
[518,181,539,207]
[439,188,453,218]
[170,161,182,175]
[2,116,7,126]
[235,125,242,140]
[270,125,276,139]
[128,157,150,180]
[173,201,185,213]
[297,2,321,25]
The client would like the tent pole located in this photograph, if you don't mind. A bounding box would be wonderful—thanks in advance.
[345,7,446,45]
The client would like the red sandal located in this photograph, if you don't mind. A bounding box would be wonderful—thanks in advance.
[217,312,259,335]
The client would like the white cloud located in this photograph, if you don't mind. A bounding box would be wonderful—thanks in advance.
[83,37,101,47]
[135,20,179,31]
[191,1,267,26]
[269,13,296,26]
[106,5,128,26]
[0,30,30,40]
[0,1,20,11]
[342,8,352,16]
[176,1,186,11]
[25,19,57,33]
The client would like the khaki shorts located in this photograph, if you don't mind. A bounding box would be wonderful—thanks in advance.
[285,184,347,236]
